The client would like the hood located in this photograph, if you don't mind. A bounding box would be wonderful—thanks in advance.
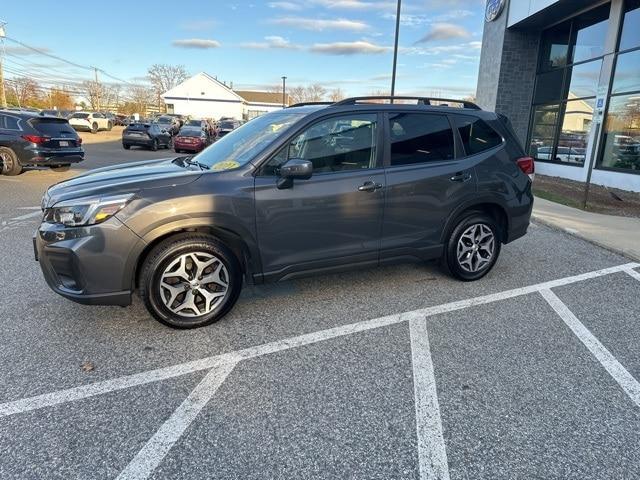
[43,157,202,208]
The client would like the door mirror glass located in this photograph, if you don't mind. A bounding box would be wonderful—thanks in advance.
[279,158,313,179]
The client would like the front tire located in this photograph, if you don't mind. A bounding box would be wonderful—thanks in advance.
[150,138,158,151]
[107,122,113,131]
[139,234,242,329]
[91,122,98,134]
[0,147,23,176]
[442,212,501,281]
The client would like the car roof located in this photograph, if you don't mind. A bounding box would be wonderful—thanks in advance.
[0,109,41,119]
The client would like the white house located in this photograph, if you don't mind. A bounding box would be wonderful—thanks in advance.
[162,72,289,120]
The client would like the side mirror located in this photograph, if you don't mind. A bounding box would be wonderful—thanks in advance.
[277,158,313,189]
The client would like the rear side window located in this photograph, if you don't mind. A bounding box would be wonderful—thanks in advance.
[388,113,454,166]
[0,115,21,130]
[454,116,503,155]
[30,119,75,136]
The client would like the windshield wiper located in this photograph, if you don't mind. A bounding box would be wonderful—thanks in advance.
[174,156,209,170]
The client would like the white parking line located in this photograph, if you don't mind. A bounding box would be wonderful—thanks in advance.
[9,211,42,221]
[116,361,237,480]
[625,267,640,282]
[0,262,637,418]
[409,318,450,480]
[540,289,640,409]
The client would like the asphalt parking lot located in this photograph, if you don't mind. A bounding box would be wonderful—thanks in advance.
[1,133,639,479]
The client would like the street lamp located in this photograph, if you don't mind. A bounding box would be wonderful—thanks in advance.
[390,0,401,102]
[281,76,287,108]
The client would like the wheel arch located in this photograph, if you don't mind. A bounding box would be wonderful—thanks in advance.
[441,198,510,244]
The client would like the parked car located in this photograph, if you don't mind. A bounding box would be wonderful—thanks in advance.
[536,146,585,163]
[174,126,212,153]
[35,96,533,328]
[155,115,180,136]
[217,119,241,138]
[114,114,128,126]
[69,112,113,133]
[0,110,84,175]
[40,109,73,119]
[122,122,173,151]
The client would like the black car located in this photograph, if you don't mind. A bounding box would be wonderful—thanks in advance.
[0,110,84,175]
[36,96,534,329]
[217,119,241,138]
[155,116,180,136]
[122,122,173,151]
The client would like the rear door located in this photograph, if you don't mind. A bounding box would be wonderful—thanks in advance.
[254,112,385,279]
[380,112,477,259]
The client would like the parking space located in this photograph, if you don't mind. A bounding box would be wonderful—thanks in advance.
[0,140,639,479]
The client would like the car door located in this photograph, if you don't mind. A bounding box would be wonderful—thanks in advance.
[380,112,477,259]
[254,112,385,280]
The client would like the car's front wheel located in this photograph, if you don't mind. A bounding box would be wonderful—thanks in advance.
[150,138,158,151]
[442,212,501,281]
[139,234,242,329]
[91,122,98,133]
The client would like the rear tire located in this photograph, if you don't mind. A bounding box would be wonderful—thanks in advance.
[0,147,23,176]
[123,144,131,150]
[50,164,71,172]
[442,212,501,281]
[151,139,158,151]
[107,122,113,131]
[139,234,243,329]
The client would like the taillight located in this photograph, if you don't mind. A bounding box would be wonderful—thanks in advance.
[516,156,535,181]
[22,135,49,144]
[77,137,83,145]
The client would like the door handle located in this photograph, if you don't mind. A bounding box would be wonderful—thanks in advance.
[450,172,472,183]
[358,181,383,192]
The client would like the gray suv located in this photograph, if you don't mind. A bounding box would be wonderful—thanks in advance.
[35,97,534,329]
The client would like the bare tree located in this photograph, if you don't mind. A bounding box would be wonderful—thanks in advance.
[147,64,189,111]
[82,80,107,111]
[126,84,155,115]
[287,84,328,104]
[328,88,345,102]
[11,77,40,107]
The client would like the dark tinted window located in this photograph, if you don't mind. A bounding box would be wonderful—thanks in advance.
[388,113,453,166]
[533,69,565,104]
[539,20,571,70]
[0,114,21,130]
[30,118,76,136]
[71,113,89,119]
[179,128,203,137]
[454,116,503,155]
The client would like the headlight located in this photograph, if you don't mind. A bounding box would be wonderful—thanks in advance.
[44,194,134,227]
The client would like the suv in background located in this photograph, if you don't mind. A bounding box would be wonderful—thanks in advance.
[0,110,84,175]
[69,112,113,133]
[35,96,534,329]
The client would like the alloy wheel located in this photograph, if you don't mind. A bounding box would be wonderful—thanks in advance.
[456,223,495,273]
[159,252,229,317]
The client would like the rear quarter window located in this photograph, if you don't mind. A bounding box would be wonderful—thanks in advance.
[0,115,21,130]
[454,116,503,156]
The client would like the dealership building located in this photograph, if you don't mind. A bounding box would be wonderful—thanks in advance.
[477,0,640,192]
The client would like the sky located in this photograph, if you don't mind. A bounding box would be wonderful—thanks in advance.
[0,0,486,98]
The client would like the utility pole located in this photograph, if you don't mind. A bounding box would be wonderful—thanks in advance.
[0,21,7,109]
[93,66,100,111]
[390,0,402,102]
[281,76,287,108]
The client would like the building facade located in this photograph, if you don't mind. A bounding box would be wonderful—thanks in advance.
[477,0,640,192]
[162,72,288,121]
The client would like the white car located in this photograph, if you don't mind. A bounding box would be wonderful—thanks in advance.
[536,146,585,164]
[69,112,113,133]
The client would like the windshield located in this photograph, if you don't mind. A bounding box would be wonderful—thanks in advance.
[186,120,202,127]
[193,111,303,171]
[156,116,172,124]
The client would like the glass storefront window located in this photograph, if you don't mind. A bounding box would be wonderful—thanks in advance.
[567,59,602,98]
[539,20,571,70]
[571,5,610,63]
[600,94,640,171]
[612,49,640,94]
[619,0,640,51]
[533,70,565,104]
[557,98,595,166]
[529,105,560,159]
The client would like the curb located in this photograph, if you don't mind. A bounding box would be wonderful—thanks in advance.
[531,212,640,262]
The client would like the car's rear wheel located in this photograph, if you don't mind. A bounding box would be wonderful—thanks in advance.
[139,234,242,329]
[166,137,173,149]
[91,122,98,134]
[150,138,158,151]
[50,164,71,172]
[107,122,113,131]
[0,147,23,176]
[442,212,501,281]
[123,144,131,150]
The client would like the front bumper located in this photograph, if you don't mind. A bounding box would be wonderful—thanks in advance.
[34,216,146,306]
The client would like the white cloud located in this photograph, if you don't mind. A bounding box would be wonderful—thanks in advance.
[417,23,471,42]
[270,16,369,31]
[310,40,390,55]
[267,1,302,10]
[241,36,301,49]
[172,39,221,49]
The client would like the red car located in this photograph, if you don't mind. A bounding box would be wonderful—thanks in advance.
[174,127,211,153]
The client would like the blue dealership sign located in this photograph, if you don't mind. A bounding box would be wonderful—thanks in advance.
[485,0,506,22]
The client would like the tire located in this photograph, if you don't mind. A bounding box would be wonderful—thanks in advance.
[166,137,173,149]
[442,212,501,281]
[175,148,182,154]
[0,147,23,176]
[123,144,131,150]
[107,122,113,131]
[139,234,243,329]
[91,122,98,134]
[150,139,158,151]
[50,164,71,172]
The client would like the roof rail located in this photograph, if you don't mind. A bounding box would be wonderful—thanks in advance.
[333,96,481,110]
[288,101,335,108]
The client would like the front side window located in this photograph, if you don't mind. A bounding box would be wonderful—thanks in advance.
[388,113,453,166]
[454,116,502,155]
[287,114,378,173]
